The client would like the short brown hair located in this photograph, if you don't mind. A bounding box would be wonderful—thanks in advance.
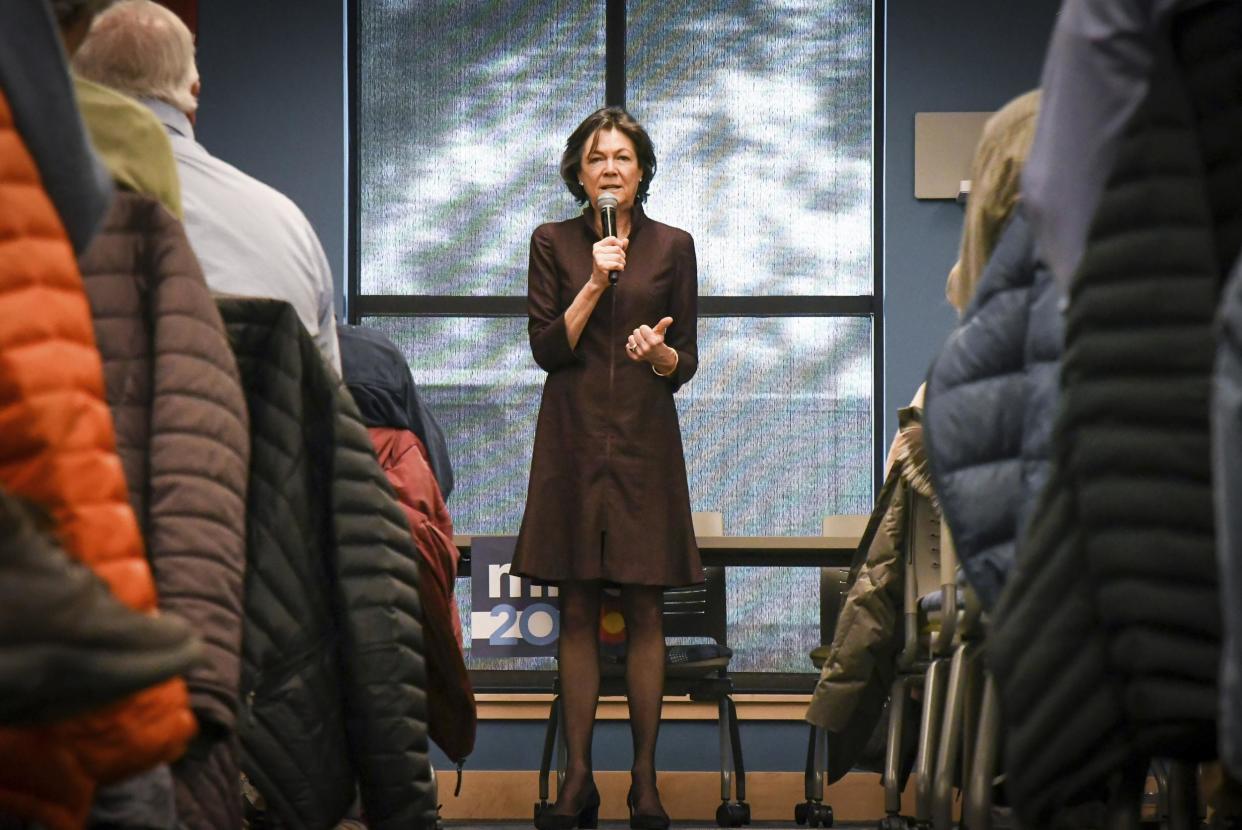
[560,107,657,205]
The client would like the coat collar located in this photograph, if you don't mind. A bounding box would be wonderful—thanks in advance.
[579,202,647,242]
[140,97,195,141]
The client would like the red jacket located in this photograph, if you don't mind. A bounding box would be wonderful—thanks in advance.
[369,427,474,761]
[0,88,195,830]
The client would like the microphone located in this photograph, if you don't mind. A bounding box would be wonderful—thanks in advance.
[597,191,619,286]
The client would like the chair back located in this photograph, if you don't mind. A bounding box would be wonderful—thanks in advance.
[905,488,943,606]
[821,514,869,538]
[818,515,867,645]
[692,511,724,536]
[897,486,944,667]
[662,565,728,646]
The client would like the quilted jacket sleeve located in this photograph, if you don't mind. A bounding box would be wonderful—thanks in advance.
[143,200,249,740]
[332,388,436,828]
[0,108,194,827]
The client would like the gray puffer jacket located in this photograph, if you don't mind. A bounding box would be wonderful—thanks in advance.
[80,189,250,830]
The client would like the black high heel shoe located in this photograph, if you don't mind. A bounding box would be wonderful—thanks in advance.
[626,788,671,830]
[534,784,600,830]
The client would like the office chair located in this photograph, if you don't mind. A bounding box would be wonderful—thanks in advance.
[534,512,751,828]
[930,570,983,830]
[879,486,954,830]
[796,514,869,828]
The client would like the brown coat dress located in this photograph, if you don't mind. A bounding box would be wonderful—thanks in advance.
[512,207,703,587]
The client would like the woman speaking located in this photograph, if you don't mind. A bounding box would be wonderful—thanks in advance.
[512,106,703,830]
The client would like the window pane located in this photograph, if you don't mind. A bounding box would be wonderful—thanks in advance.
[628,1,874,295]
[361,316,542,535]
[361,315,872,673]
[683,317,872,672]
[358,2,605,295]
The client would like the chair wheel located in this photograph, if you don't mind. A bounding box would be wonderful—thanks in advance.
[878,816,912,830]
[716,801,748,827]
[796,801,833,827]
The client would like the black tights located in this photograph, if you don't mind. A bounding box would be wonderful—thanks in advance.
[551,581,667,817]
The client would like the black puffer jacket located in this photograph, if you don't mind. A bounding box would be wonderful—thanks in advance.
[219,298,435,829]
[989,4,1242,825]
[924,211,1062,610]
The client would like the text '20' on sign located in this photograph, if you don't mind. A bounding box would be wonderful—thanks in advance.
[470,536,561,657]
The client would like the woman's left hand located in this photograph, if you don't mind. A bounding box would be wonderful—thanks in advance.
[625,317,677,372]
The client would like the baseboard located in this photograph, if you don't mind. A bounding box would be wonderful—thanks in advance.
[439,769,923,822]
[474,693,812,721]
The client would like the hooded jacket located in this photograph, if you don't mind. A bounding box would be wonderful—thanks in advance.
[0,86,195,830]
[219,298,436,829]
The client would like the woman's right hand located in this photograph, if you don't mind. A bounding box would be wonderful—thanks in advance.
[591,236,628,287]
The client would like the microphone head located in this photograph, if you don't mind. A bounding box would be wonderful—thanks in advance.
[596,191,619,212]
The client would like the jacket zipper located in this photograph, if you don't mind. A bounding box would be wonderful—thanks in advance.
[608,289,616,460]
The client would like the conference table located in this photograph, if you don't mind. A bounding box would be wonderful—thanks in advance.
[453,533,862,575]
[454,528,867,692]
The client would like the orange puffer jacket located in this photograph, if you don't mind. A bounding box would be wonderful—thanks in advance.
[0,89,196,829]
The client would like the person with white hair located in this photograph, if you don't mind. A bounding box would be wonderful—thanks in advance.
[74,0,342,375]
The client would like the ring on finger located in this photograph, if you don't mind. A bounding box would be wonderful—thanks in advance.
[626,342,637,352]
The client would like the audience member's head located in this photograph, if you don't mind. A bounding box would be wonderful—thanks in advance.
[946,90,1041,313]
[73,0,199,119]
[51,0,114,55]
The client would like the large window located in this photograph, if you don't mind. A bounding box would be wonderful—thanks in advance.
[352,0,878,682]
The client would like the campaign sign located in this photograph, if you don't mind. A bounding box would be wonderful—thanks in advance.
[470,536,560,658]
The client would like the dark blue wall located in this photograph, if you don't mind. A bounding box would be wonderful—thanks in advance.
[196,0,346,316]
[194,0,1060,771]
[882,0,1059,439]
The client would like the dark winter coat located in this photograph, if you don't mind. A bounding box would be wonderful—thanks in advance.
[79,190,250,829]
[218,298,436,830]
[512,207,702,587]
[924,211,1062,609]
[339,323,454,499]
[988,5,1242,824]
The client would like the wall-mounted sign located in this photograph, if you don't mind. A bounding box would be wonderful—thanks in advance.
[470,536,561,658]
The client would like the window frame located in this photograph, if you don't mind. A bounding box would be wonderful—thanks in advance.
[345,0,885,693]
